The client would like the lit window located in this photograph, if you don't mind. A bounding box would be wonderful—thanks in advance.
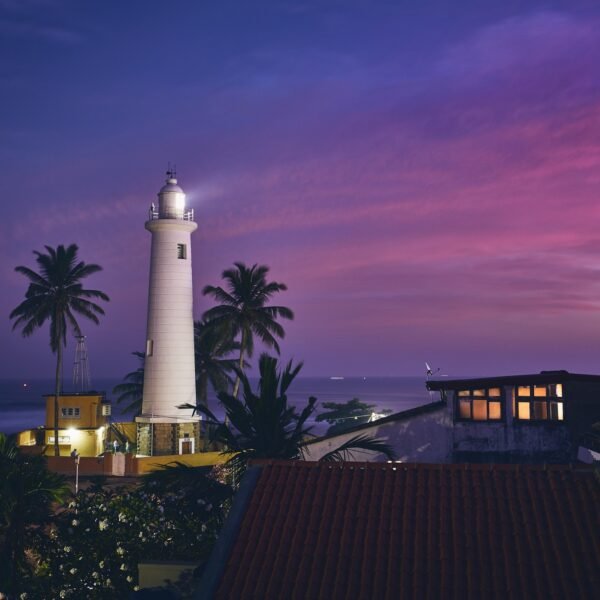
[472,400,487,420]
[518,403,531,420]
[459,400,471,418]
[61,407,80,418]
[549,402,564,421]
[48,436,71,444]
[489,402,501,419]
[177,243,187,259]
[455,388,504,421]
[533,402,547,419]
[515,384,565,422]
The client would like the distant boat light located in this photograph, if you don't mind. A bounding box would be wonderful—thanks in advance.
[330,376,344,380]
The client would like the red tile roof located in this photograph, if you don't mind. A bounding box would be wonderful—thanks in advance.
[211,462,599,600]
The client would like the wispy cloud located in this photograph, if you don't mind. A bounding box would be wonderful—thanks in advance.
[0,18,83,43]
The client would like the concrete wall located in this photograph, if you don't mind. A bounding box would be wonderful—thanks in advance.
[447,387,574,460]
[47,453,122,476]
[45,451,228,477]
[302,404,451,463]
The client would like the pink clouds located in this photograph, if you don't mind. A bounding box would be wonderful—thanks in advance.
[4,5,600,377]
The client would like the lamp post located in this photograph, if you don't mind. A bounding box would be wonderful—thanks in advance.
[70,449,80,494]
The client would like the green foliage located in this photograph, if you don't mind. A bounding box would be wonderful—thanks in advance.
[316,398,391,435]
[194,319,241,407]
[10,244,109,455]
[187,355,397,479]
[29,468,232,598]
[0,433,69,593]
[202,262,294,397]
[193,354,314,477]
[112,351,145,415]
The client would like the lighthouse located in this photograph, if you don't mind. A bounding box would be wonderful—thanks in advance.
[136,171,200,456]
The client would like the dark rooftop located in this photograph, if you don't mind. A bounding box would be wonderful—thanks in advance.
[427,370,600,391]
[202,461,600,600]
[302,400,445,446]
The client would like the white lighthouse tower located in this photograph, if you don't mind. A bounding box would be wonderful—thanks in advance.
[136,170,200,456]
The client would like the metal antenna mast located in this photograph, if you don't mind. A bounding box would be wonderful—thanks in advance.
[72,335,91,392]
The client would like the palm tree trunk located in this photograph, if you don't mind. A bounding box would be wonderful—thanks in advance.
[53,338,63,457]
[232,329,247,399]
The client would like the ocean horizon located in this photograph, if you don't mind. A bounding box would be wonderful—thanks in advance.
[0,376,438,436]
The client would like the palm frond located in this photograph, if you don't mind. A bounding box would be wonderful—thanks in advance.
[316,434,397,462]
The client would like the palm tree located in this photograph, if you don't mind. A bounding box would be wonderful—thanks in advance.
[0,433,69,592]
[113,351,145,415]
[10,244,109,456]
[184,354,396,478]
[194,320,241,408]
[202,262,294,398]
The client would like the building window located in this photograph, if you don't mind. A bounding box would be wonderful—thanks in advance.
[146,339,153,357]
[48,436,71,444]
[61,407,80,418]
[456,388,503,421]
[177,243,187,259]
[515,384,564,421]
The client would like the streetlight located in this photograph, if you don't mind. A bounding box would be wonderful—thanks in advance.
[70,449,80,494]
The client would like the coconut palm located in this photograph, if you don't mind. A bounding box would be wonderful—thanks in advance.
[184,354,396,478]
[0,433,69,592]
[194,320,242,408]
[113,351,145,415]
[10,244,109,456]
[202,262,293,398]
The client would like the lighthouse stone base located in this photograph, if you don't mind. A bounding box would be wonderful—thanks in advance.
[136,420,201,456]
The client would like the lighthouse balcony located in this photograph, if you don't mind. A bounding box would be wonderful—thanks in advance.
[148,207,194,221]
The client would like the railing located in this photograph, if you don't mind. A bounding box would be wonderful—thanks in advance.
[148,208,194,221]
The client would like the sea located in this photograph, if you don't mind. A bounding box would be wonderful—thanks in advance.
[0,376,438,436]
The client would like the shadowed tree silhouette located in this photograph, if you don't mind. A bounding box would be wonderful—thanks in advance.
[0,433,69,592]
[10,244,109,456]
[194,319,242,409]
[180,354,396,479]
[202,262,293,397]
[113,351,145,416]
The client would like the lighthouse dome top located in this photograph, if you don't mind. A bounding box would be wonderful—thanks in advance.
[151,170,194,222]
[159,176,184,194]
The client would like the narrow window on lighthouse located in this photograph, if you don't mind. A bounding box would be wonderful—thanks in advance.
[146,339,153,357]
[177,243,187,259]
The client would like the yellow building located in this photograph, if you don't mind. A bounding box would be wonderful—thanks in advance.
[17,393,111,457]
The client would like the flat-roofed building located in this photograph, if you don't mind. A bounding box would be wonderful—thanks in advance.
[17,392,111,457]
[303,371,600,463]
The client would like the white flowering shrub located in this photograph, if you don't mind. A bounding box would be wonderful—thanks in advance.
[29,466,232,598]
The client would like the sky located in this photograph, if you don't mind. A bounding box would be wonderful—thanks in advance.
[2,0,600,379]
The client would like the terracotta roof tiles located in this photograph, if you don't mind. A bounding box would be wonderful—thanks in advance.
[210,462,599,600]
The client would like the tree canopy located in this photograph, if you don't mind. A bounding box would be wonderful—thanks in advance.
[10,244,109,455]
[202,262,293,397]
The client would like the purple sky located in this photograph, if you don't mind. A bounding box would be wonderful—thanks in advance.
[2,0,600,379]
